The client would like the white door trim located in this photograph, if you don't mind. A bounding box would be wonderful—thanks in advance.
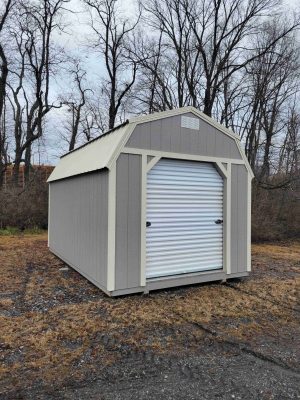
[140,154,147,286]
[137,152,237,286]
[144,158,227,280]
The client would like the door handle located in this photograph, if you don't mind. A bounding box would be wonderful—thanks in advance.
[214,219,223,224]
[146,221,151,227]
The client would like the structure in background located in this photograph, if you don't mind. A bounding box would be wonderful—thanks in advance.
[3,165,54,189]
[48,107,254,296]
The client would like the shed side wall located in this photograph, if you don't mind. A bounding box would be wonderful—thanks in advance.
[126,112,242,159]
[230,164,248,273]
[115,153,142,290]
[49,170,108,288]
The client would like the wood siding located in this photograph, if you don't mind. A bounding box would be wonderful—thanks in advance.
[230,164,248,273]
[115,154,142,290]
[49,171,108,289]
[126,113,242,160]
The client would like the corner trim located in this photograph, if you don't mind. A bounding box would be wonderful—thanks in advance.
[216,161,228,178]
[235,138,255,179]
[146,155,161,172]
[48,184,50,247]
[107,123,137,169]
[247,172,252,272]
[140,154,147,286]
[225,163,231,274]
[107,162,116,291]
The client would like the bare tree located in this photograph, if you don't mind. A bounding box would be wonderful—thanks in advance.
[0,0,14,187]
[141,0,194,108]
[259,33,299,178]
[279,106,300,176]
[62,62,92,151]
[231,21,300,174]
[130,31,178,113]
[183,0,300,118]
[81,98,106,140]
[7,0,68,185]
[83,0,139,129]
[142,0,202,108]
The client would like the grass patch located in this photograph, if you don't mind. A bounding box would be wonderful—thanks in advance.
[0,226,47,236]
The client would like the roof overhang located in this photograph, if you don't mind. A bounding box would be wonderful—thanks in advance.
[47,124,130,182]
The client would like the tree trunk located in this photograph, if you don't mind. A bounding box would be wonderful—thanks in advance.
[108,102,116,130]
[260,133,272,179]
[24,144,31,183]
[12,156,22,186]
[0,45,8,189]
[0,162,4,188]
[203,85,213,117]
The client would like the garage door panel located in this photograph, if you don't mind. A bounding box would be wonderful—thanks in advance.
[147,237,223,248]
[146,258,223,278]
[146,159,224,279]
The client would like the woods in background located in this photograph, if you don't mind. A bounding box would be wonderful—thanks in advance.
[0,0,299,239]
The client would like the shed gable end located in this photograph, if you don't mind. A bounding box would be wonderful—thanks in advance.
[126,112,242,160]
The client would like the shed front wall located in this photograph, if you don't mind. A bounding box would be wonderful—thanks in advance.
[49,170,108,290]
[113,153,250,291]
[113,116,250,293]
[126,112,242,160]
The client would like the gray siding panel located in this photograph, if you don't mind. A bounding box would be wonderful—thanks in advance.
[150,119,162,150]
[115,155,128,289]
[115,154,142,290]
[230,165,248,273]
[49,171,108,288]
[126,112,242,160]
[170,115,182,153]
[237,166,248,272]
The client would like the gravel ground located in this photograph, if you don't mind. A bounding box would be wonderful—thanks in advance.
[0,235,299,399]
[17,338,300,400]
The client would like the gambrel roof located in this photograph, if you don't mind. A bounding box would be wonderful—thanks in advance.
[48,106,253,182]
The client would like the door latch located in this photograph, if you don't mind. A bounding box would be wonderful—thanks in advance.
[214,219,223,224]
[146,221,152,227]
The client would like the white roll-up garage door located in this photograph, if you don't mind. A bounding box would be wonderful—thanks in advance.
[146,159,224,279]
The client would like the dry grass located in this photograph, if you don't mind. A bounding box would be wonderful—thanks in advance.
[252,241,300,261]
[0,235,299,395]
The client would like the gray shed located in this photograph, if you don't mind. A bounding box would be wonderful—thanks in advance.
[48,107,253,296]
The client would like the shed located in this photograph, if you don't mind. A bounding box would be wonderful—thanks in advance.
[48,107,253,296]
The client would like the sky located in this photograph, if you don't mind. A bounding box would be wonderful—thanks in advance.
[34,0,300,166]
[37,0,139,165]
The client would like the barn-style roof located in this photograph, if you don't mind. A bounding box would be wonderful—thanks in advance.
[48,106,253,182]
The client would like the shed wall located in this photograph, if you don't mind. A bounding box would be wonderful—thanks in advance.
[115,153,142,290]
[114,157,249,286]
[230,164,248,273]
[49,170,108,289]
[126,112,242,160]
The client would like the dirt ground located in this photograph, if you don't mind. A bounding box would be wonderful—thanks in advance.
[0,234,299,399]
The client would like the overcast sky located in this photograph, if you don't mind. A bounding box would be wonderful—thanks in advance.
[35,0,300,166]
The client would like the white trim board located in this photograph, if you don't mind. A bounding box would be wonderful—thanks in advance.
[122,147,245,165]
[140,154,147,286]
[107,163,116,291]
[143,156,230,283]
